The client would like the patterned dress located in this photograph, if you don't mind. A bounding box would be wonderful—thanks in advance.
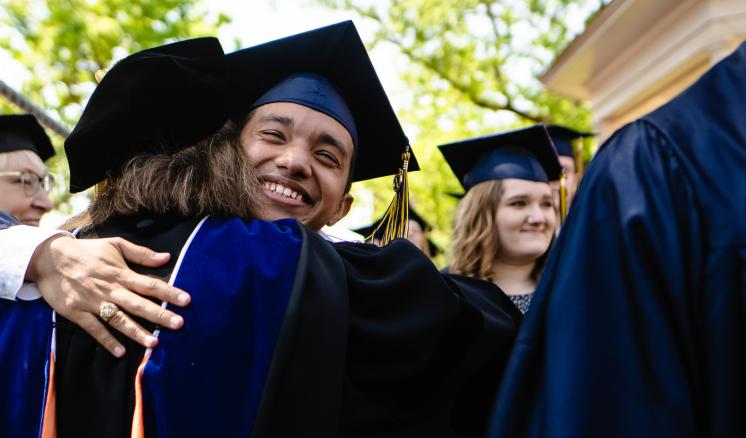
[508,292,534,314]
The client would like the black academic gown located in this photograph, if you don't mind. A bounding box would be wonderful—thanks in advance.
[53,215,522,438]
[251,232,524,438]
[489,42,746,437]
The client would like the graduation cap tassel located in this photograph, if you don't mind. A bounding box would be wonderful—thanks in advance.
[370,145,411,246]
[559,169,568,225]
[94,180,109,199]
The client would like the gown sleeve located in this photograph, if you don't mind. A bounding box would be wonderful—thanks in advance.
[334,239,522,437]
[489,120,706,438]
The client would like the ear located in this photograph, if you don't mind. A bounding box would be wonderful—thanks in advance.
[326,193,354,226]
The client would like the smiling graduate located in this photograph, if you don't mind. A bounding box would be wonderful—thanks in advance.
[438,125,561,314]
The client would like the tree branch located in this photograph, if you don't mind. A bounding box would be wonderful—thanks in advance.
[384,36,544,122]
[0,80,71,138]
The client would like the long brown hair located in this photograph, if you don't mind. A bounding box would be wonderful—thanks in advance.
[75,122,264,227]
[449,180,551,282]
[450,180,503,281]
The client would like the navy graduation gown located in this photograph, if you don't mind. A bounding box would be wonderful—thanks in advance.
[489,42,746,437]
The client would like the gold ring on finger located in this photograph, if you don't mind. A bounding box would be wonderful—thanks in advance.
[99,301,120,323]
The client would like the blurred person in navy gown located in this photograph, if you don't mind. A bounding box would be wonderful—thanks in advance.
[546,124,593,213]
[489,41,746,437]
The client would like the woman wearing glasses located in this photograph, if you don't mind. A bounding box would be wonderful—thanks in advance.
[0,114,55,226]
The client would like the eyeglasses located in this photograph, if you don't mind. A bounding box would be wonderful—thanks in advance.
[0,170,55,196]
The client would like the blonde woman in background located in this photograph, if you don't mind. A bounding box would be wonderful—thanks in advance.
[439,125,560,313]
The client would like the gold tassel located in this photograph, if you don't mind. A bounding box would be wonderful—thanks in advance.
[368,145,411,246]
[559,168,568,225]
[93,180,108,199]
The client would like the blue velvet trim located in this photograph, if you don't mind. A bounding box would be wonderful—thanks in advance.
[141,217,303,436]
[0,298,53,437]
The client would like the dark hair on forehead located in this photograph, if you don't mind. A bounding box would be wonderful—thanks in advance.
[239,107,356,193]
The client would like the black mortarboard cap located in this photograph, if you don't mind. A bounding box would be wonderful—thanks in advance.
[546,125,593,158]
[353,206,441,256]
[438,124,562,192]
[65,37,228,192]
[0,114,55,161]
[225,20,418,182]
[351,221,380,242]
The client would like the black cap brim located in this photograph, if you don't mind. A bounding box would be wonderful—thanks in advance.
[0,114,55,161]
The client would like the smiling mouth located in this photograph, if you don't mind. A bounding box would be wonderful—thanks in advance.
[263,181,308,204]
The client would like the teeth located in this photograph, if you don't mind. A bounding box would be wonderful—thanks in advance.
[264,182,303,203]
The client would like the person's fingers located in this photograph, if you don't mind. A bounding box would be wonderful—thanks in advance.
[112,237,170,267]
[118,271,191,307]
[106,309,159,349]
[76,312,126,358]
[109,288,184,330]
